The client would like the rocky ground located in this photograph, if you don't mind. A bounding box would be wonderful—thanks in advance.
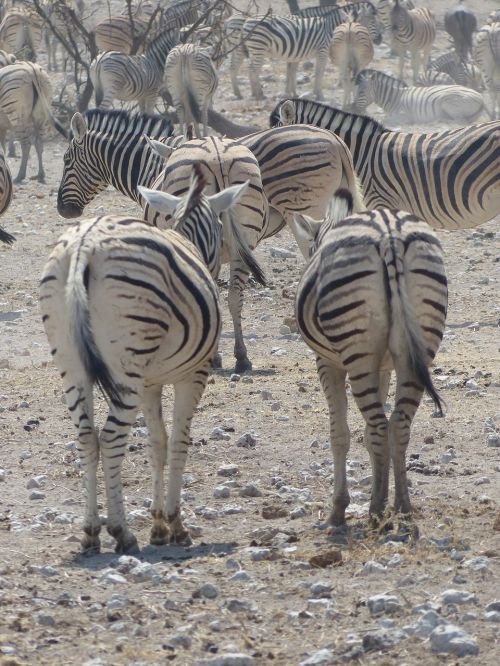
[0,1,499,665]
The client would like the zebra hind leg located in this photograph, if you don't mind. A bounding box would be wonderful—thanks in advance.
[316,358,350,527]
[350,370,390,526]
[31,128,46,183]
[228,258,252,373]
[167,367,210,544]
[100,390,142,554]
[13,136,31,183]
[142,385,170,546]
[313,49,328,100]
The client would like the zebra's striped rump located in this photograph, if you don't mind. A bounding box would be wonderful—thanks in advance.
[295,204,447,526]
[40,208,221,553]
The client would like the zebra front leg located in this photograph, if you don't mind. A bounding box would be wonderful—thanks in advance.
[31,129,46,183]
[313,49,328,100]
[230,48,244,98]
[142,385,169,546]
[286,62,298,97]
[167,367,210,544]
[411,50,422,84]
[351,370,390,524]
[316,358,350,526]
[228,258,251,373]
[100,397,141,554]
[249,55,264,99]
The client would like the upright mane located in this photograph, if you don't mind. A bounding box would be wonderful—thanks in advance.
[81,108,174,140]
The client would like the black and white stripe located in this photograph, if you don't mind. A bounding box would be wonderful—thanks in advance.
[90,29,178,112]
[389,0,436,83]
[40,165,261,554]
[426,51,483,92]
[293,194,447,526]
[352,68,485,123]
[271,97,500,229]
[0,7,42,60]
[0,145,14,244]
[473,22,500,119]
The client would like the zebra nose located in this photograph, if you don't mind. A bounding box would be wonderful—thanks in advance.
[57,193,82,219]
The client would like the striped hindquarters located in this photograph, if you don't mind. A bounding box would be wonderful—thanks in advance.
[0,9,42,59]
[90,50,158,106]
[95,16,149,54]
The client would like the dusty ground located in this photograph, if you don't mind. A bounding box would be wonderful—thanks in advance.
[0,1,499,664]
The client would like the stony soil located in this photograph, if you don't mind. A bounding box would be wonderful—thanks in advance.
[0,1,499,665]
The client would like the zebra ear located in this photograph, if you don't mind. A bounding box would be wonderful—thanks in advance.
[288,214,322,259]
[279,100,296,125]
[71,112,87,143]
[144,136,173,161]
[138,186,181,213]
[207,181,249,215]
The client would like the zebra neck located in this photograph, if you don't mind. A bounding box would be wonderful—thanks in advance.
[146,32,176,70]
[372,77,404,112]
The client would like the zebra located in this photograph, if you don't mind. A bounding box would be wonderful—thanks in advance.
[0,48,15,67]
[228,4,366,100]
[56,109,175,218]
[376,0,414,32]
[416,70,455,86]
[0,7,43,60]
[292,191,447,527]
[444,1,477,61]
[40,165,264,554]
[329,19,375,108]
[57,110,364,240]
[389,0,436,83]
[90,29,178,113]
[426,51,483,91]
[0,61,67,182]
[474,23,500,119]
[140,136,269,372]
[163,43,218,137]
[352,68,485,123]
[295,1,382,45]
[270,97,500,230]
[0,145,14,244]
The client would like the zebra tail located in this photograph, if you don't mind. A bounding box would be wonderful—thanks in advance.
[0,226,15,245]
[381,236,444,416]
[66,247,123,407]
[224,210,266,286]
[30,65,68,138]
[185,90,260,137]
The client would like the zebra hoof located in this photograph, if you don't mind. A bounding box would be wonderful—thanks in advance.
[169,529,192,547]
[80,535,101,555]
[234,358,252,374]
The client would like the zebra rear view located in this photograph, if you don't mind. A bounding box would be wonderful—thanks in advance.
[293,198,447,529]
[40,167,258,554]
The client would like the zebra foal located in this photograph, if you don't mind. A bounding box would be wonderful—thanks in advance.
[292,192,447,527]
[40,164,262,554]
[329,20,375,108]
[164,43,218,137]
[352,69,485,123]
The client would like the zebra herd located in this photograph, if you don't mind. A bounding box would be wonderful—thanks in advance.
[0,0,499,554]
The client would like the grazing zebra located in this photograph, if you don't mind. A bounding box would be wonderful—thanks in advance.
[329,20,375,108]
[0,7,42,60]
[90,29,178,113]
[0,61,66,182]
[474,23,500,119]
[293,192,447,527]
[444,2,477,61]
[352,68,485,123]
[140,136,268,372]
[164,43,218,137]
[40,166,264,553]
[228,4,364,99]
[426,51,483,91]
[389,0,436,83]
[271,97,500,229]
[57,110,364,240]
[56,109,175,218]
[0,145,14,244]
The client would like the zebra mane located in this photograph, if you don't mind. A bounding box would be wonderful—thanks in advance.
[82,109,174,140]
[269,98,388,135]
[177,164,207,222]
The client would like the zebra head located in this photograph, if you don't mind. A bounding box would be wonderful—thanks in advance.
[57,112,110,219]
[269,99,297,127]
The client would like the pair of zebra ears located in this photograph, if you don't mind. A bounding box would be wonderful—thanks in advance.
[138,181,250,217]
[144,136,172,160]
[70,112,87,143]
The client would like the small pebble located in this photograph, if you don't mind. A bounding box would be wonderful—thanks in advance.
[300,649,334,665]
[261,390,273,400]
[29,490,46,500]
[236,432,257,448]
[484,611,500,622]
[211,427,230,442]
[0,469,5,482]
[239,483,263,498]
[199,583,219,599]
[217,464,239,477]
[213,485,230,499]
[368,593,402,616]
[486,434,500,448]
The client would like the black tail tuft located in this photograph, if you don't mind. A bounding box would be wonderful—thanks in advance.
[333,188,354,215]
[0,226,15,245]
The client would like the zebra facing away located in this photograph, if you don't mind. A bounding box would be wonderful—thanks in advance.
[444,1,477,61]
[90,30,178,113]
[40,166,264,554]
[163,43,218,137]
[271,98,500,230]
[389,0,436,83]
[140,135,268,373]
[0,61,67,183]
[292,192,447,527]
[352,69,485,123]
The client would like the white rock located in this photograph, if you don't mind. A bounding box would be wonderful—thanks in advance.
[363,560,387,574]
[465,379,478,389]
[27,475,47,489]
[462,556,489,572]
[230,373,241,382]
[413,610,446,637]
[236,432,258,448]
[29,490,46,500]
[129,562,155,582]
[486,433,500,447]
[279,325,291,335]
[114,555,141,573]
[220,504,244,515]
[214,485,231,499]
[429,624,479,656]
[368,593,402,616]
[300,649,334,665]
[270,246,296,259]
[440,589,477,605]
[230,570,251,582]
[217,464,239,477]
[484,611,500,622]
[107,594,130,609]
[485,601,500,612]
[99,570,127,585]
[310,581,332,598]
[211,427,230,441]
